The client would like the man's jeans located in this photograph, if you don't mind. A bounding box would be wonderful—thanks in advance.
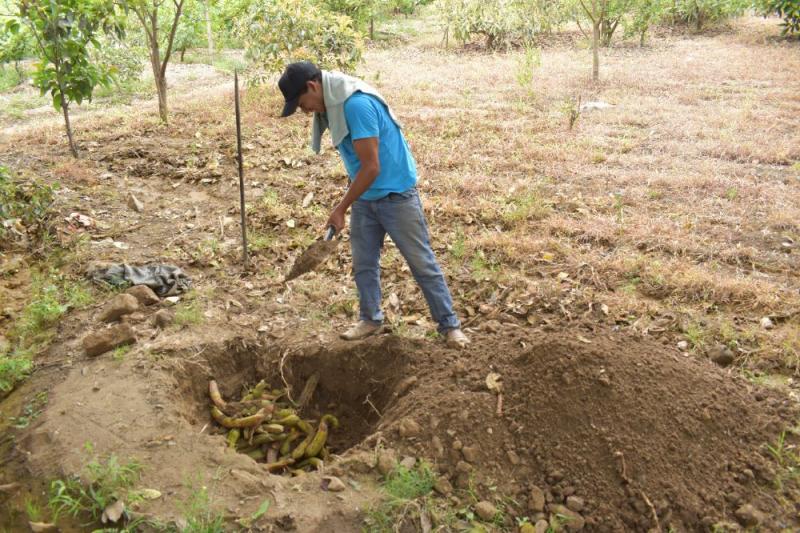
[350,188,460,333]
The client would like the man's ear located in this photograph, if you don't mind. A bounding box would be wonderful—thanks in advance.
[307,80,321,93]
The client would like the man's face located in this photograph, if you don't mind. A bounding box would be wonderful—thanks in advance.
[298,80,325,114]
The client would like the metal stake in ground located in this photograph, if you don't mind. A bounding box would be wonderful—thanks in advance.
[234,70,249,269]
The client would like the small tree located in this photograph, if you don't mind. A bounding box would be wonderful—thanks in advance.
[623,0,667,45]
[238,0,363,77]
[173,0,204,62]
[572,0,609,81]
[0,24,32,79]
[10,0,123,157]
[129,0,186,123]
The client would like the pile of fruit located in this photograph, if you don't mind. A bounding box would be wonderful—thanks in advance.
[208,379,338,474]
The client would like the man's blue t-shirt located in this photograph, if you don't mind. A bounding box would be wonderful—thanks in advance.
[336,92,417,201]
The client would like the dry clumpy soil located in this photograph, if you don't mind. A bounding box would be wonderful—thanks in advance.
[2,322,797,531]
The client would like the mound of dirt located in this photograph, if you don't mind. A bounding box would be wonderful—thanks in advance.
[373,329,797,531]
[2,327,797,531]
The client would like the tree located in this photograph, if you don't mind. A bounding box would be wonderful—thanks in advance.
[0,23,31,79]
[575,0,608,81]
[237,0,363,77]
[173,0,204,61]
[203,0,213,54]
[10,0,123,157]
[129,0,186,123]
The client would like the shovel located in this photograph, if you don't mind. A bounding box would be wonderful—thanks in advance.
[284,225,339,282]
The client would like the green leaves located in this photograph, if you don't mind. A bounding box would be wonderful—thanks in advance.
[13,0,125,155]
[238,0,364,75]
[764,0,800,35]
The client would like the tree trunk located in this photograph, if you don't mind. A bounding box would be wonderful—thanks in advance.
[204,0,214,55]
[61,100,78,158]
[155,74,168,124]
[370,17,374,40]
[592,21,600,82]
[180,48,185,62]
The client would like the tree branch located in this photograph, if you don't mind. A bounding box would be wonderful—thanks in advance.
[578,0,597,23]
[159,0,184,76]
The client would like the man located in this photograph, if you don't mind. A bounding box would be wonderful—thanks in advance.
[278,61,469,349]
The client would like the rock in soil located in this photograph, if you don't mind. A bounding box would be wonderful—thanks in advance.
[566,495,585,512]
[735,503,765,526]
[461,445,479,463]
[528,486,546,512]
[321,476,346,492]
[549,505,584,531]
[127,192,144,212]
[474,500,498,521]
[126,285,160,306]
[99,293,139,323]
[377,449,398,476]
[434,477,453,496]
[153,309,174,329]
[398,417,422,438]
[708,345,735,367]
[533,520,549,533]
[507,449,521,465]
[400,456,416,469]
[82,323,136,357]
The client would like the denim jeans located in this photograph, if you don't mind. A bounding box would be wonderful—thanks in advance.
[350,188,461,333]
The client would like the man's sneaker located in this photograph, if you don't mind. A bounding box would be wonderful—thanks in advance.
[340,321,382,341]
[446,328,470,349]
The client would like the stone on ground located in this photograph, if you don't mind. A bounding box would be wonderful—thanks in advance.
[99,293,139,323]
[126,285,160,306]
[83,323,136,357]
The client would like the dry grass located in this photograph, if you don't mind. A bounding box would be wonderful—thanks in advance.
[1,14,798,378]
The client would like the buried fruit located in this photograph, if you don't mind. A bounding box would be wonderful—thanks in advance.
[207,379,339,474]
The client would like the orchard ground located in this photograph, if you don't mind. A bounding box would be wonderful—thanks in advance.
[1,12,799,532]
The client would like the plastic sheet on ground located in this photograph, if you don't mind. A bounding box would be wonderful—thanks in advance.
[89,263,192,296]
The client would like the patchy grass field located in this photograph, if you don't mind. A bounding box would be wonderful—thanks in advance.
[1,12,799,532]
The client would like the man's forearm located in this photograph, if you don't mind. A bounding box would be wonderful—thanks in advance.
[336,167,379,213]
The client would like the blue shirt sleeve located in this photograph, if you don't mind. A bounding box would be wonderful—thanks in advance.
[343,93,380,141]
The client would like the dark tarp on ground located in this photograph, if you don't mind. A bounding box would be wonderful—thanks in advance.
[89,263,192,297]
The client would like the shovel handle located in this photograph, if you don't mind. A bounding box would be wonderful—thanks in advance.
[324,225,336,241]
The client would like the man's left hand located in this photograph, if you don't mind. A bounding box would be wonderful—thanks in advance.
[327,207,346,233]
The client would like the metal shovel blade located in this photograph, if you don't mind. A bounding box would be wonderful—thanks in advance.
[283,226,338,282]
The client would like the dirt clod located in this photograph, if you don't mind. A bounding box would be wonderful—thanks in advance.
[461,445,479,463]
[398,417,421,438]
[434,477,453,496]
[533,520,549,533]
[126,285,160,306]
[507,449,521,465]
[735,503,765,526]
[709,345,735,367]
[98,293,139,323]
[529,486,546,512]
[475,500,498,521]
[82,323,136,356]
[549,504,585,531]
[377,449,397,476]
[153,309,174,328]
[566,495,585,513]
[321,476,346,492]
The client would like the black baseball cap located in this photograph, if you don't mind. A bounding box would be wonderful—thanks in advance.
[278,61,321,117]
